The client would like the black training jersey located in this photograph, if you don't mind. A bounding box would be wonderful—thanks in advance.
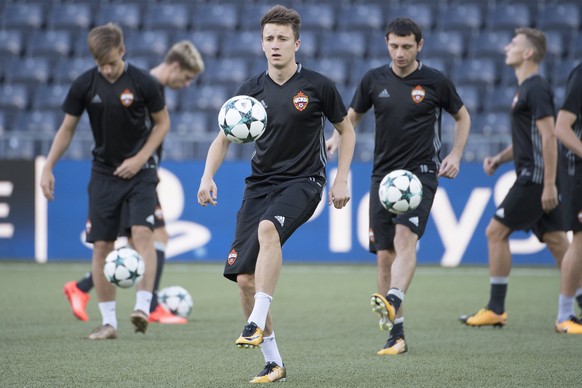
[510,75,555,184]
[62,62,166,175]
[236,63,347,196]
[351,61,463,179]
[560,63,582,174]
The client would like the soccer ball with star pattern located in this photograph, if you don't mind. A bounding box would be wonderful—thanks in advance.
[378,169,423,214]
[218,95,267,143]
[157,286,193,318]
[103,247,145,288]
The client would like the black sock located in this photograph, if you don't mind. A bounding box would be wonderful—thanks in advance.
[576,294,582,310]
[386,291,402,313]
[390,322,404,338]
[149,249,165,312]
[76,272,93,293]
[487,283,508,314]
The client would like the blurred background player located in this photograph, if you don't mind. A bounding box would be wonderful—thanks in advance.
[197,5,355,383]
[63,40,204,325]
[41,23,170,339]
[460,28,571,328]
[553,62,582,334]
[328,17,470,355]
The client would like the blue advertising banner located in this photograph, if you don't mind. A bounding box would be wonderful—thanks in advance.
[34,160,557,266]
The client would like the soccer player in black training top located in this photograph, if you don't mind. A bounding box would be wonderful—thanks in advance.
[460,28,571,329]
[327,17,471,355]
[40,23,170,340]
[197,5,355,383]
[553,62,582,334]
[63,40,205,325]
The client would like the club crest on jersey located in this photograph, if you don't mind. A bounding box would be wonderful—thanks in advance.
[293,91,309,111]
[227,249,238,266]
[120,89,135,107]
[411,85,425,104]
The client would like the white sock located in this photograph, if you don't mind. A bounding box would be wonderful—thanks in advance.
[557,294,575,323]
[248,292,272,330]
[261,332,283,367]
[394,317,404,325]
[134,291,153,316]
[99,301,117,329]
[490,276,509,284]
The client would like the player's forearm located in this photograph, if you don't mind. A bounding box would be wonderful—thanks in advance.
[202,135,230,180]
[44,128,74,170]
[541,136,558,185]
[451,107,471,159]
[336,125,356,182]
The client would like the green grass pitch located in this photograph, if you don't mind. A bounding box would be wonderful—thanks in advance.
[0,262,579,387]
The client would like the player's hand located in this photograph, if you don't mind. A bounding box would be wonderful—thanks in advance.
[197,177,218,206]
[483,156,498,176]
[114,157,144,179]
[328,180,350,209]
[438,153,461,179]
[325,136,339,159]
[40,169,55,200]
[541,183,559,212]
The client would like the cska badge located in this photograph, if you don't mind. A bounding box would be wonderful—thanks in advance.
[120,89,135,107]
[293,91,309,111]
[411,85,425,104]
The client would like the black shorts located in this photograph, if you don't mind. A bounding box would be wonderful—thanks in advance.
[369,167,438,253]
[85,168,158,243]
[119,195,165,238]
[223,179,323,282]
[563,170,582,233]
[493,180,567,241]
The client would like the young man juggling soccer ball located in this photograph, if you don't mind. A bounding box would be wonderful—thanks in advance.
[197,5,355,383]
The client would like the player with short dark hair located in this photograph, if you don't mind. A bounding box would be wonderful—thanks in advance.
[63,40,205,325]
[197,5,355,383]
[552,63,582,334]
[328,17,471,355]
[460,28,572,329]
[40,23,170,340]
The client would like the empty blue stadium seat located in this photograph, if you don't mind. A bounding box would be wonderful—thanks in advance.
[467,31,511,61]
[95,4,142,30]
[296,30,318,60]
[222,31,263,59]
[319,31,366,59]
[544,30,566,61]
[172,111,210,136]
[27,30,72,59]
[422,31,465,59]
[198,57,249,86]
[294,4,335,31]
[125,30,169,59]
[336,4,384,31]
[53,57,94,84]
[485,4,532,32]
[456,85,482,114]
[47,3,92,31]
[436,4,483,32]
[0,84,29,110]
[143,3,191,31]
[483,86,516,113]
[0,30,23,59]
[452,58,497,87]
[551,59,581,87]
[2,3,44,30]
[388,4,434,31]
[311,58,349,86]
[12,110,58,134]
[174,30,222,59]
[473,112,511,136]
[32,84,69,111]
[191,4,238,31]
[5,57,51,85]
[349,58,388,86]
[237,4,272,31]
[537,3,580,33]
[180,84,230,112]
[366,33,388,59]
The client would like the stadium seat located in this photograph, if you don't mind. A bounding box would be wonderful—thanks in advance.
[483,86,516,113]
[164,88,179,112]
[0,84,29,110]
[12,110,59,135]
[171,111,210,136]
[467,31,511,61]
[436,4,483,32]
[499,61,548,86]
[125,30,169,60]
[485,4,532,33]
[53,57,94,84]
[294,4,335,31]
[366,33,388,59]
[336,4,384,32]
[537,3,580,34]
[95,4,142,30]
[198,57,249,86]
[296,30,318,60]
[353,134,375,162]
[544,31,566,62]
[143,3,190,31]
[349,58,388,86]
[388,4,434,31]
[551,59,581,87]
[319,31,366,59]
[473,112,511,136]
[456,85,482,115]
[47,3,92,31]
[5,57,51,85]
[0,30,23,59]
[0,110,6,135]
[568,34,582,59]
[1,3,44,30]
[421,31,465,60]
[191,4,238,31]
[32,84,70,111]
[422,58,449,75]
[221,31,263,59]
[452,58,497,88]
[27,30,72,59]
[311,58,349,86]
[174,30,222,59]
[237,4,272,31]
[180,84,230,112]
[554,85,566,109]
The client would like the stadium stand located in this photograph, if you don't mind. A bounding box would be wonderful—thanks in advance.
[0,0,580,162]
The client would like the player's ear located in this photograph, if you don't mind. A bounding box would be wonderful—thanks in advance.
[417,38,424,52]
[295,39,300,51]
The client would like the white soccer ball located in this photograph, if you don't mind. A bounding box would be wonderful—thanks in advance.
[378,169,423,214]
[103,247,145,289]
[157,286,193,318]
[218,95,267,143]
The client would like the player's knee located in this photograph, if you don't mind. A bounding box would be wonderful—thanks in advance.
[237,274,255,295]
[485,220,509,243]
[258,220,279,245]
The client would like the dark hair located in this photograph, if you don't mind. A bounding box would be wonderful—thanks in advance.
[261,5,301,41]
[385,17,422,44]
